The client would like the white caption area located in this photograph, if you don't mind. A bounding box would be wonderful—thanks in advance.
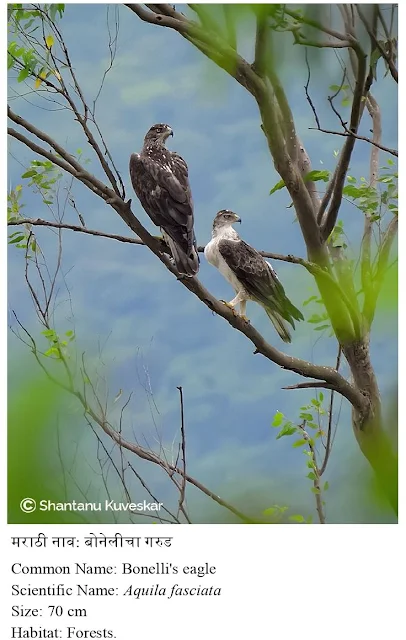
[7,526,270,639]
[5,524,402,640]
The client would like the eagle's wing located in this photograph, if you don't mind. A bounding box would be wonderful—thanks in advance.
[129,151,199,276]
[218,238,303,327]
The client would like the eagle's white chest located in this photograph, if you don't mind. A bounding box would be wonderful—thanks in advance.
[204,237,243,293]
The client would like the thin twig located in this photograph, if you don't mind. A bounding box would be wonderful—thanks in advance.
[309,127,397,157]
[176,386,189,523]
[319,346,342,476]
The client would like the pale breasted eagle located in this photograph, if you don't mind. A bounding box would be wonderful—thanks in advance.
[204,210,303,343]
[129,123,199,276]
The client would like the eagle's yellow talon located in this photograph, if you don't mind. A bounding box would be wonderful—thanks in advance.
[220,299,237,315]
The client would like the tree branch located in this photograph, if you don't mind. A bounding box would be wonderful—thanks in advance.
[282,382,336,391]
[358,6,398,84]
[320,43,367,241]
[7,217,310,264]
[284,7,356,43]
[309,127,397,157]
[253,12,268,78]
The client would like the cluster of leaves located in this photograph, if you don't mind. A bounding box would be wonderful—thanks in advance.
[303,293,331,334]
[269,169,330,196]
[343,159,398,221]
[41,328,75,360]
[21,158,63,204]
[8,4,65,87]
[7,185,38,255]
[329,83,352,107]
[8,160,64,253]
[262,504,313,525]
[271,394,327,443]
[270,395,329,503]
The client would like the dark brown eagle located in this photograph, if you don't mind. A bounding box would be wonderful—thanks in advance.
[129,123,199,277]
[205,210,304,343]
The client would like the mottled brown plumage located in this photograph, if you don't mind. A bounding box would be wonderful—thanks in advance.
[129,124,199,276]
[205,210,303,342]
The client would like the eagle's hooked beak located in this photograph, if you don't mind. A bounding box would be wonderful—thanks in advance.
[234,214,242,224]
[164,127,174,140]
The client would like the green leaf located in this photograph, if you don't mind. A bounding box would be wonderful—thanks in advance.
[21,170,37,178]
[44,347,60,358]
[319,392,324,402]
[41,329,56,338]
[299,412,313,421]
[311,487,321,495]
[65,330,74,337]
[307,313,327,324]
[323,481,329,491]
[303,295,317,307]
[263,505,288,517]
[314,324,330,331]
[17,68,30,82]
[269,179,286,195]
[292,438,307,448]
[304,170,330,183]
[45,35,54,49]
[271,410,284,427]
[307,472,317,480]
[289,514,305,523]
[8,234,25,244]
[276,423,297,439]
[341,96,351,107]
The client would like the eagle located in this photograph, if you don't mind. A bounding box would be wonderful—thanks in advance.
[204,210,304,343]
[129,123,199,277]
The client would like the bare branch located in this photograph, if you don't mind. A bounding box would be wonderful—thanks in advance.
[282,382,336,391]
[319,346,342,476]
[304,49,320,129]
[284,7,356,43]
[176,386,188,522]
[309,127,397,157]
[7,217,309,264]
[320,44,368,241]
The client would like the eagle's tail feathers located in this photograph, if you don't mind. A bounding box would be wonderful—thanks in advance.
[286,299,304,323]
[165,235,199,277]
[264,307,292,343]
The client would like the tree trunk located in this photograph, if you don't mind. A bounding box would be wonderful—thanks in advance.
[343,337,398,514]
